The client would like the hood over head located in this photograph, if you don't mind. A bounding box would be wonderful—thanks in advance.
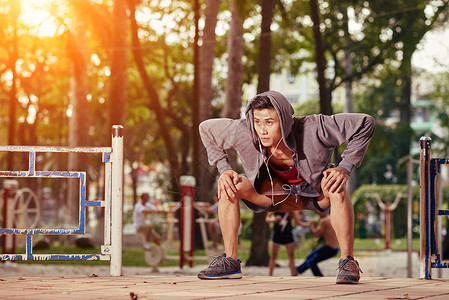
[245,90,295,152]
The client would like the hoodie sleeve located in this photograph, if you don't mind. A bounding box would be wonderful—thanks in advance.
[317,113,375,174]
[199,118,248,174]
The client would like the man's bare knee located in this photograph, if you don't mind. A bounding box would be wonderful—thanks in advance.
[327,190,349,206]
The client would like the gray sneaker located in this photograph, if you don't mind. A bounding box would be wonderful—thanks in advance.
[198,253,242,279]
[336,256,362,284]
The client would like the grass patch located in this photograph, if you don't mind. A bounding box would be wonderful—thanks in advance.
[10,238,420,267]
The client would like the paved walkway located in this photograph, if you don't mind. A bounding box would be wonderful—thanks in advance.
[2,251,449,299]
[1,274,449,299]
[2,251,448,278]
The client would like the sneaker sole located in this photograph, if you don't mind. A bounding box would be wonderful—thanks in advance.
[198,273,242,280]
[336,278,359,284]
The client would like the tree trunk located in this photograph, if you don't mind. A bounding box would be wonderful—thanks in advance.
[129,3,180,194]
[256,0,274,94]
[309,0,331,115]
[109,0,127,129]
[199,0,219,122]
[192,0,200,179]
[246,0,274,267]
[7,0,20,170]
[67,2,90,226]
[222,0,244,120]
[344,47,357,193]
[247,215,270,266]
[220,0,245,175]
[195,0,220,204]
[397,47,413,159]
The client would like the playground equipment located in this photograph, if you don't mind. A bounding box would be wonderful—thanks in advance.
[403,155,420,278]
[420,137,449,279]
[140,195,222,269]
[141,175,216,269]
[140,201,181,269]
[365,192,407,251]
[178,175,195,268]
[1,182,41,254]
[195,202,222,257]
[0,125,124,276]
[11,187,41,229]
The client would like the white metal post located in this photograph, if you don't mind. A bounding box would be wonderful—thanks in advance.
[110,125,124,276]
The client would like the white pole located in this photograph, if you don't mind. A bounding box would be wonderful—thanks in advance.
[407,156,413,278]
[110,125,124,276]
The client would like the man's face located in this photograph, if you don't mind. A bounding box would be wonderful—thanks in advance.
[253,108,282,148]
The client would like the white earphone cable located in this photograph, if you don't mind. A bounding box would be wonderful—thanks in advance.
[259,138,292,207]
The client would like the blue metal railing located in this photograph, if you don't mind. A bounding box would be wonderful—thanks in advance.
[0,125,124,275]
[420,137,449,279]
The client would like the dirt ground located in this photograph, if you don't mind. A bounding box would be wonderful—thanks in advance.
[1,250,449,279]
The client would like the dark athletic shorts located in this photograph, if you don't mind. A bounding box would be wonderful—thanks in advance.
[242,178,330,214]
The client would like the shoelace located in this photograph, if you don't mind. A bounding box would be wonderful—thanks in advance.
[337,258,363,273]
[210,255,234,269]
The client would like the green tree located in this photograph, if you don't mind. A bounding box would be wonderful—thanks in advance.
[129,0,197,196]
[195,0,220,205]
[424,71,449,155]
[246,0,275,267]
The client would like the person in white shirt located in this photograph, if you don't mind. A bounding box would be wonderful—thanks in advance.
[133,193,161,249]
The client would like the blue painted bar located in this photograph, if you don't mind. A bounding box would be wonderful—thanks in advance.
[430,159,437,254]
[432,254,449,268]
[26,234,33,260]
[103,152,112,163]
[79,172,86,234]
[0,254,109,261]
[423,150,449,278]
[0,124,123,277]
[0,171,86,177]
[424,149,431,278]
[0,228,83,235]
[0,146,111,262]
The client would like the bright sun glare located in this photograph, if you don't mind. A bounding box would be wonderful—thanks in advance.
[19,0,59,37]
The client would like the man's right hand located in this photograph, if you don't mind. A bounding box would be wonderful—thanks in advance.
[217,169,240,200]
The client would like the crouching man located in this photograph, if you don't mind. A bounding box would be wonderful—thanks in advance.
[198,90,374,283]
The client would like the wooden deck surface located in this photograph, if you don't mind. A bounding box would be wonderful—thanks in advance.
[1,275,449,299]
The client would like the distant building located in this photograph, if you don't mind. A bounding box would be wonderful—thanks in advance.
[243,63,345,113]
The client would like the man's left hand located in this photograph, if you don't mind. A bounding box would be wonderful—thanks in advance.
[322,167,349,194]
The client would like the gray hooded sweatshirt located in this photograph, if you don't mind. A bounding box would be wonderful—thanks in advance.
[199,90,375,200]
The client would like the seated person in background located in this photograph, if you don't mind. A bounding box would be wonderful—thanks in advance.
[296,212,340,277]
[266,211,309,276]
[133,193,162,249]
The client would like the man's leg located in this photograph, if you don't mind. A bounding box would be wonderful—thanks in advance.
[218,192,240,260]
[286,243,297,276]
[268,244,280,276]
[296,249,317,274]
[198,176,270,279]
[309,246,339,276]
[197,197,241,279]
[327,190,354,259]
[222,176,271,260]
[309,262,323,277]
[318,187,361,283]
